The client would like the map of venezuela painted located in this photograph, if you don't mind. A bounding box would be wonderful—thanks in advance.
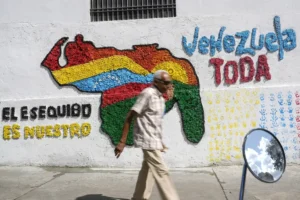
[41,34,205,145]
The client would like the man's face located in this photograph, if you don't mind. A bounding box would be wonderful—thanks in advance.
[154,72,173,93]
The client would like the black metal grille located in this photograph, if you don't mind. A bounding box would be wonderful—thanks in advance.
[90,0,176,22]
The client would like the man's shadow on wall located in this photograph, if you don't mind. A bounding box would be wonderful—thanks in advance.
[75,194,129,200]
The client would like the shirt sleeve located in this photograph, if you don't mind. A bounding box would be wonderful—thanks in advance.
[131,90,150,114]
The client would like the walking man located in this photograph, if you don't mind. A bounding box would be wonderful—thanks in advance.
[114,70,180,200]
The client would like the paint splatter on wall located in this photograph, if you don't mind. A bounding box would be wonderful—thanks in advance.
[258,91,300,162]
[204,89,259,162]
[204,88,300,164]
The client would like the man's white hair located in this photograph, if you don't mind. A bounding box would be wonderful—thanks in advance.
[153,70,169,80]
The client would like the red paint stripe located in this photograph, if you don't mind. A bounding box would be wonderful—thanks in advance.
[101,83,152,108]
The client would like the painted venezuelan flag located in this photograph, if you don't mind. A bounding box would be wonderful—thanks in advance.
[41,34,204,145]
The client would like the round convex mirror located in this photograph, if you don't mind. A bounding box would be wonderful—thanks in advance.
[243,128,286,183]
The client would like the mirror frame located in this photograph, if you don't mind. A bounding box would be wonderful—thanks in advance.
[242,128,286,184]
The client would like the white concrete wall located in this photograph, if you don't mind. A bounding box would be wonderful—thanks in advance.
[0,0,300,168]
[0,0,90,23]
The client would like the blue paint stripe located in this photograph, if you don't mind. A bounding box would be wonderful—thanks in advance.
[71,68,154,92]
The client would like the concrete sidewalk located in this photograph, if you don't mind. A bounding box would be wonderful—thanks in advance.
[0,164,299,200]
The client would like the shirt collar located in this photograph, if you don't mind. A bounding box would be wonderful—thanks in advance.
[151,85,163,97]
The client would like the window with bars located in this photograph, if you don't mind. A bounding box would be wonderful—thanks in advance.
[90,0,176,22]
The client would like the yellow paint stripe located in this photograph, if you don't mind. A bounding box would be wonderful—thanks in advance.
[151,61,188,84]
[52,55,150,85]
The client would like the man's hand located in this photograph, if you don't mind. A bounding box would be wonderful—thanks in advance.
[114,142,126,158]
[166,84,174,100]
[160,144,169,152]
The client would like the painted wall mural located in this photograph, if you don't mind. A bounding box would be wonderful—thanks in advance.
[258,91,300,161]
[204,89,260,162]
[181,15,299,163]
[182,16,296,60]
[41,34,205,145]
[182,16,296,85]
[204,89,300,163]
[1,103,92,140]
[1,13,299,167]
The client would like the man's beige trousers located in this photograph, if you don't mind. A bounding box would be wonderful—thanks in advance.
[131,149,180,200]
